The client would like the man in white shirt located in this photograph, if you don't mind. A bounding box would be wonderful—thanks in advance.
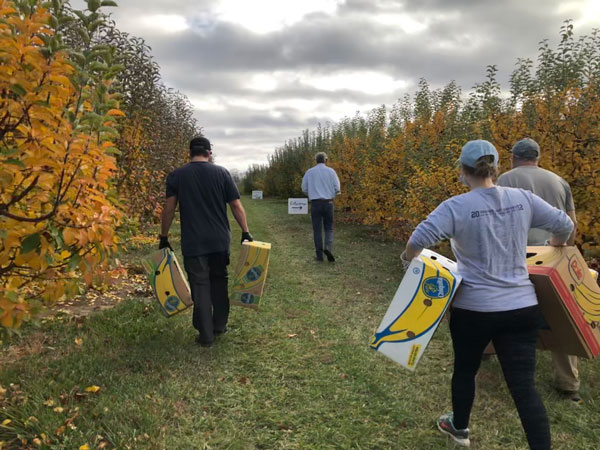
[301,152,341,262]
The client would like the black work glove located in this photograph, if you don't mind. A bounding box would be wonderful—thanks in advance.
[241,232,253,244]
[159,235,173,251]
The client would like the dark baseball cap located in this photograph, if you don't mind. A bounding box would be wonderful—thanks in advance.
[511,138,540,159]
[190,136,212,151]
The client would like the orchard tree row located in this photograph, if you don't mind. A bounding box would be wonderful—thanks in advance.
[0,0,200,332]
[243,21,600,250]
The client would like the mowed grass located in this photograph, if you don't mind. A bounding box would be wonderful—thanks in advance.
[1,196,599,449]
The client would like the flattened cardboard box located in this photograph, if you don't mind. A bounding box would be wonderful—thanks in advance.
[143,248,193,317]
[231,241,271,309]
[527,246,600,358]
[371,249,462,371]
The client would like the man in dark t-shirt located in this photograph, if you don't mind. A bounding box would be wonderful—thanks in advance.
[159,136,253,347]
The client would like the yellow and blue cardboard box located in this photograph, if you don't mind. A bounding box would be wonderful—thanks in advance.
[371,249,462,371]
[231,241,271,309]
[143,248,193,317]
[527,246,600,358]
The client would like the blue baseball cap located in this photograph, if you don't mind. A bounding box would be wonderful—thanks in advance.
[459,140,499,168]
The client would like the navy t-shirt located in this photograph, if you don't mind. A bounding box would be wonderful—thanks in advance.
[166,162,240,256]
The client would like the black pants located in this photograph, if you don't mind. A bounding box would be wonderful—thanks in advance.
[184,252,229,344]
[450,305,550,450]
[310,199,334,258]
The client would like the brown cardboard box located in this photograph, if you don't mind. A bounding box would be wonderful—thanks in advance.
[527,246,600,358]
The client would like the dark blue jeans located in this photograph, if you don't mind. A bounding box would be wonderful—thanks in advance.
[310,199,334,258]
[450,305,550,450]
[184,252,229,344]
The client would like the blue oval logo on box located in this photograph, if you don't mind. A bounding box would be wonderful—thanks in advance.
[241,293,255,304]
[165,296,180,312]
[245,267,263,282]
[422,277,450,298]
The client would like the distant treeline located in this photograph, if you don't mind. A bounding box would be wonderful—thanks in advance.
[241,21,600,247]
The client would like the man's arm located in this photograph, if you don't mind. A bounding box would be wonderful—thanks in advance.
[566,209,577,246]
[530,193,573,246]
[158,196,177,250]
[160,196,177,237]
[301,172,309,194]
[229,199,249,232]
[333,171,341,196]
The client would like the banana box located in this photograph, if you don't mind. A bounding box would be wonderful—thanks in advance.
[231,241,271,309]
[142,248,193,317]
[370,249,461,371]
[527,246,600,358]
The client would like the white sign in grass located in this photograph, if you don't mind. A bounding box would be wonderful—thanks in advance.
[288,198,308,214]
[252,190,263,200]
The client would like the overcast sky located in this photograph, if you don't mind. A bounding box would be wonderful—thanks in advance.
[79,0,600,172]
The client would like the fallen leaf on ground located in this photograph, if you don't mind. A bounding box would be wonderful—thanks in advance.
[43,399,55,407]
[53,407,64,413]
[1,419,11,426]
[287,334,298,338]
[74,392,88,401]
[79,445,90,450]
[84,385,100,393]
[75,338,83,346]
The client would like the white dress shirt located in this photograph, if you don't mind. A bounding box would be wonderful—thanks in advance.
[301,163,341,200]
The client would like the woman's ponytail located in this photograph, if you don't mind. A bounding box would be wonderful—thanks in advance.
[463,155,498,179]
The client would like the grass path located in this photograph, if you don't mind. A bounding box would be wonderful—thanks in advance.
[1,197,599,449]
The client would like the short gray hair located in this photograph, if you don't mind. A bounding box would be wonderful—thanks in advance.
[315,152,328,163]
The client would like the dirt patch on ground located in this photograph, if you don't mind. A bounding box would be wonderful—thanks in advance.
[0,331,53,364]
[41,269,153,319]
[0,268,154,365]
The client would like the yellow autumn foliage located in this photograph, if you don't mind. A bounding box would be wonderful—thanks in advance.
[0,0,122,330]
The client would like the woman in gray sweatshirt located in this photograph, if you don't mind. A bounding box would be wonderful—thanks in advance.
[403,140,573,450]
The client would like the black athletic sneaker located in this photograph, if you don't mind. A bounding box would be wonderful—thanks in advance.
[215,328,228,336]
[323,249,335,262]
[437,412,470,447]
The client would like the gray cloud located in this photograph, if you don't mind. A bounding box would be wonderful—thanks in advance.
[73,0,599,170]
